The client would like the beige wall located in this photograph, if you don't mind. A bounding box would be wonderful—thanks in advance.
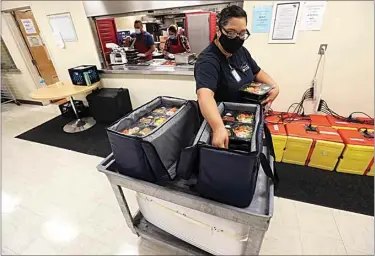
[100,74,196,108]
[2,0,101,101]
[115,16,144,31]
[243,1,374,116]
[2,1,373,117]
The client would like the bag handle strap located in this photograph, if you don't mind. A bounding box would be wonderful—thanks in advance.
[261,122,279,189]
[260,153,279,189]
[263,122,275,158]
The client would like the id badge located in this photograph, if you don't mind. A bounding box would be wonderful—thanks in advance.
[231,69,242,83]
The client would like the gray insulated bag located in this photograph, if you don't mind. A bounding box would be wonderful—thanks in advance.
[107,96,200,183]
[176,102,279,208]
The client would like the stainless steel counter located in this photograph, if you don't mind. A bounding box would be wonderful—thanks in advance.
[100,59,194,76]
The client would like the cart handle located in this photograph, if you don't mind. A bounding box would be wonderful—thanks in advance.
[100,153,115,169]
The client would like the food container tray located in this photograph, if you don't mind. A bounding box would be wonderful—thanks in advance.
[240,82,273,102]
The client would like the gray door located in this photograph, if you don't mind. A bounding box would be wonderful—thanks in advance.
[186,13,210,55]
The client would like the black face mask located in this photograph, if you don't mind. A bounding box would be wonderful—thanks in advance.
[218,33,244,54]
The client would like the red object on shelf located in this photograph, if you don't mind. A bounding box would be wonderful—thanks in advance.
[96,18,118,63]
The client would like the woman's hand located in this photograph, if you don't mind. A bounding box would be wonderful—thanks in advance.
[212,125,229,149]
[261,85,279,110]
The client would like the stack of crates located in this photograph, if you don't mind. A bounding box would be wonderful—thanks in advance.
[265,111,374,175]
[336,129,374,175]
[283,123,344,170]
[282,123,314,165]
[266,123,287,162]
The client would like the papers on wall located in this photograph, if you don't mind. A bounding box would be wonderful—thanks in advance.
[251,5,273,33]
[26,35,43,47]
[269,1,302,44]
[48,13,77,42]
[52,31,65,49]
[21,18,37,34]
[299,1,327,31]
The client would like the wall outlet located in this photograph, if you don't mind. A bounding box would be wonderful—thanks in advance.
[318,44,328,55]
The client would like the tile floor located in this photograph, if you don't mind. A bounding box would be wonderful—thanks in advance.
[1,103,374,255]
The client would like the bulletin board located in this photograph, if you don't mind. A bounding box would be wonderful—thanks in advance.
[48,12,78,42]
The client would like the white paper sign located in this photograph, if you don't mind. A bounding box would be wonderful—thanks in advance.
[48,13,77,42]
[300,1,327,31]
[26,35,42,47]
[21,18,37,34]
[52,31,65,49]
[269,1,302,44]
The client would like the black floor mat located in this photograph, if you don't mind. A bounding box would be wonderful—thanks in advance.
[16,115,112,158]
[275,162,374,216]
[16,115,374,216]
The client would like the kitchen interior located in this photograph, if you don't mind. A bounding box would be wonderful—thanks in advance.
[86,1,243,75]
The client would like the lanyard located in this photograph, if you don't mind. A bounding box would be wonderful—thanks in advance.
[227,58,242,83]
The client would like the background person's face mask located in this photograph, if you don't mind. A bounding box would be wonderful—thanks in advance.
[169,34,176,40]
[135,29,141,34]
[219,32,244,54]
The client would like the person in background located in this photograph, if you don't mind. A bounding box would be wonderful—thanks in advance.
[124,20,155,61]
[163,25,191,57]
[195,5,279,149]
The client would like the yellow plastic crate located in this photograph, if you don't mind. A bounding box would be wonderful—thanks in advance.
[282,136,313,165]
[336,144,374,175]
[308,140,345,171]
[272,134,287,162]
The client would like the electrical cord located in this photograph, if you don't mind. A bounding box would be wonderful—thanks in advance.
[318,99,374,125]
[348,112,373,120]
[265,87,314,125]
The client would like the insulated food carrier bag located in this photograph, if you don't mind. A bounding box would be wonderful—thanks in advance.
[177,102,279,208]
[107,96,200,182]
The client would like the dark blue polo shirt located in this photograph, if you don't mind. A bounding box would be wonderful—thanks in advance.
[195,42,261,103]
[130,32,154,49]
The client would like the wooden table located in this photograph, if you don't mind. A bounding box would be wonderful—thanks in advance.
[31,81,101,133]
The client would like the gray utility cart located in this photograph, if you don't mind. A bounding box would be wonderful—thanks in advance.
[97,146,275,255]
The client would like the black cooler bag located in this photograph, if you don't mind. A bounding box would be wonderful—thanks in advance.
[107,96,200,183]
[177,102,279,208]
[87,88,133,124]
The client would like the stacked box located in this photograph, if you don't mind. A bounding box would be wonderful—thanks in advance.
[307,127,344,171]
[336,129,374,175]
[283,123,314,165]
[283,124,344,170]
[267,123,287,162]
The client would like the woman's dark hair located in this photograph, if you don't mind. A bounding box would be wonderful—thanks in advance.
[134,20,143,26]
[217,5,247,28]
[168,25,177,33]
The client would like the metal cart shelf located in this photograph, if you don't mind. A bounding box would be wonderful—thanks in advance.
[97,146,274,255]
